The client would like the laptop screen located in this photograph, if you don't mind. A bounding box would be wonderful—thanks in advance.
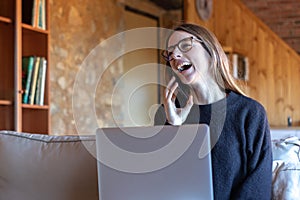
[96,124,214,200]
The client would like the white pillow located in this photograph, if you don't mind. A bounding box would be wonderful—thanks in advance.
[272,161,300,200]
[272,136,300,163]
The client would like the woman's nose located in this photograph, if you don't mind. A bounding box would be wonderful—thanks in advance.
[170,47,182,60]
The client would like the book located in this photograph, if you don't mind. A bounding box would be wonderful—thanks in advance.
[34,57,46,105]
[31,0,46,30]
[38,0,43,29]
[39,59,47,105]
[232,54,238,79]
[22,56,35,104]
[28,57,40,105]
[22,58,29,91]
[31,0,39,27]
[42,0,46,29]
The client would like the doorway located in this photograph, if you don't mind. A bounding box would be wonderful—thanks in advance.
[121,7,160,127]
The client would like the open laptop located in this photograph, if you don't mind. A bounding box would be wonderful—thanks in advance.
[96,124,214,200]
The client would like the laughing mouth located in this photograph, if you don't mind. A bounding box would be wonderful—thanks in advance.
[177,62,192,72]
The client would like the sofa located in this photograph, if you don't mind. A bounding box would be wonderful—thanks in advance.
[1,129,300,200]
[0,130,99,200]
[270,129,300,200]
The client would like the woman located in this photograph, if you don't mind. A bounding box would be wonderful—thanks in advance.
[155,23,272,200]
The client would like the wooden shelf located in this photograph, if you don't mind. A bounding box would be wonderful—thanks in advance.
[0,100,13,106]
[271,126,300,130]
[0,16,12,24]
[223,46,233,53]
[22,23,49,34]
[22,104,49,110]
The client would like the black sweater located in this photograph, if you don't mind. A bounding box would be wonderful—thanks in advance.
[154,91,272,200]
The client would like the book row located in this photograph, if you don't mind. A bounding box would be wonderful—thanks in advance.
[22,56,47,105]
[22,0,46,29]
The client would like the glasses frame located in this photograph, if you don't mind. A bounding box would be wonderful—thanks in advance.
[161,36,203,62]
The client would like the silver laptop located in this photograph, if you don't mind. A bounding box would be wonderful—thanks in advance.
[96,124,214,200]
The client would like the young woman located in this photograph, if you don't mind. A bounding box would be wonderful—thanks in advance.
[155,23,272,200]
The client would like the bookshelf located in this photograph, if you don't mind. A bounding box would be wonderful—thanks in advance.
[0,0,15,131]
[0,0,50,134]
[224,46,249,81]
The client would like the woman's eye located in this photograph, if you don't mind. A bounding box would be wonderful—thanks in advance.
[180,43,192,50]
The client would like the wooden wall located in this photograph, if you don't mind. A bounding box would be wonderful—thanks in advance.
[184,0,300,127]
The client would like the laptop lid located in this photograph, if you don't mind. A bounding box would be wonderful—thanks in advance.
[96,124,214,200]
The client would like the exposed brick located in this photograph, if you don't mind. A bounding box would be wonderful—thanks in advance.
[241,0,300,54]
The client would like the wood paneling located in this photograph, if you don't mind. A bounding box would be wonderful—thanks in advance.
[184,0,300,126]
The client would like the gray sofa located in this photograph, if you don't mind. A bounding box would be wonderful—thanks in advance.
[0,130,99,200]
[2,130,299,200]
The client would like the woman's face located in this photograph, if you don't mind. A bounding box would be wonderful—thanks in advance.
[167,31,212,85]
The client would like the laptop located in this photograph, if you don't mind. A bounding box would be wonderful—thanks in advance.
[96,124,214,200]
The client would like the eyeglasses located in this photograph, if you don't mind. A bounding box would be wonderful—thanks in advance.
[161,36,203,62]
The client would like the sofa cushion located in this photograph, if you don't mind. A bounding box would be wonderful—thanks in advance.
[271,136,300,200]
[0,131,98,200]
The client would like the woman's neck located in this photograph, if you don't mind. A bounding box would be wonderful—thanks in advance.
[190,80,226,105]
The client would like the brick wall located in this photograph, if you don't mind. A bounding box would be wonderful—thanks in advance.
[242,0,300,54]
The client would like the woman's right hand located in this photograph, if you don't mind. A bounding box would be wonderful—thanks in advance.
[163,77,193,125]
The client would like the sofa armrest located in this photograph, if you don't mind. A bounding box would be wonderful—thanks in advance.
[0,131,98,200]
